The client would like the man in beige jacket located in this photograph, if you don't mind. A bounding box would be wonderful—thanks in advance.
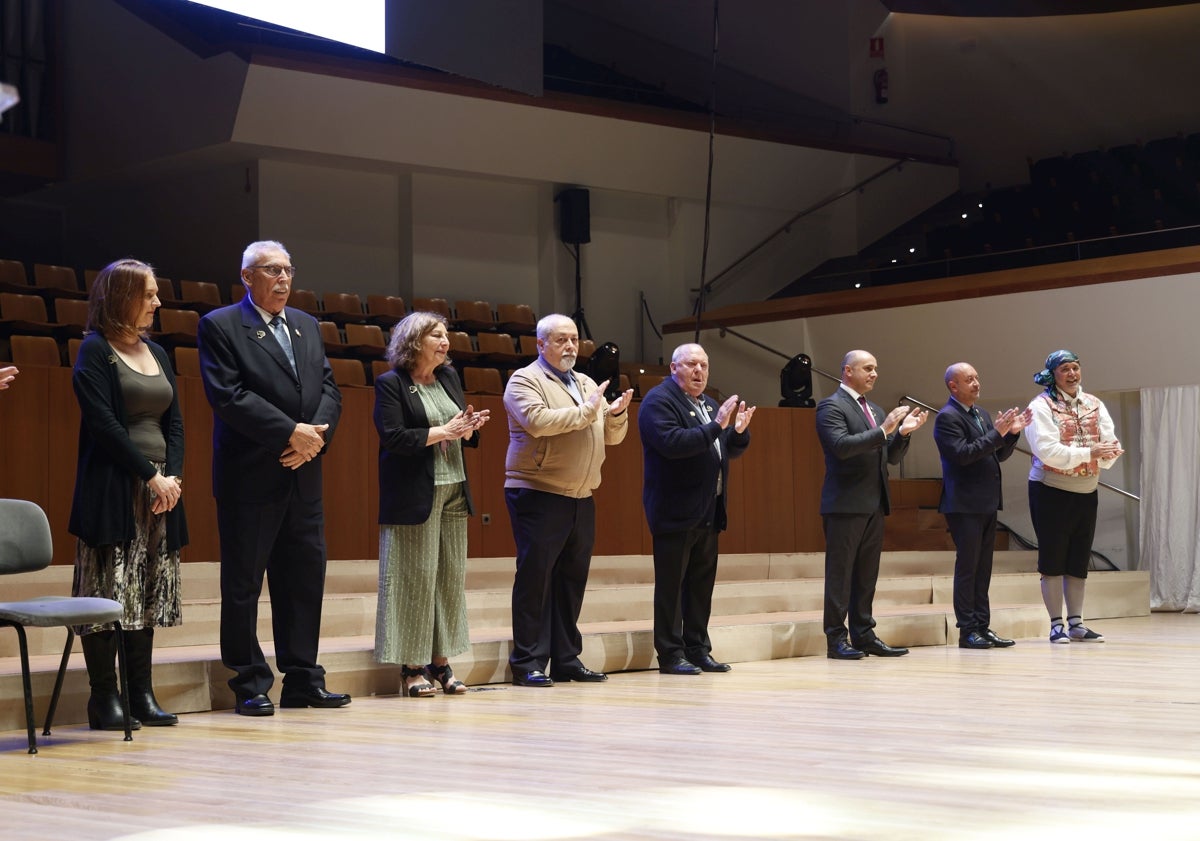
[504,314,633,687]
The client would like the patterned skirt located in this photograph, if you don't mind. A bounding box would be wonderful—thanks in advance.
[72,462,182,635]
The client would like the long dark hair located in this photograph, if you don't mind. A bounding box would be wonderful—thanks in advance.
[87,258,155,342]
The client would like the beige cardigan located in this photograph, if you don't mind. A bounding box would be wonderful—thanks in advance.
[503,360,628,498]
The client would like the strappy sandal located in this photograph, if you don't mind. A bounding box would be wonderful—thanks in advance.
[426,662,469,695]
[401,664,436,698]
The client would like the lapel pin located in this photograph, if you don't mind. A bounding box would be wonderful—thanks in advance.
[409,385,418,394]
[255,330,266,339]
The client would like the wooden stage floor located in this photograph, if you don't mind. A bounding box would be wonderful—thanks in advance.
[3,613,1199,841]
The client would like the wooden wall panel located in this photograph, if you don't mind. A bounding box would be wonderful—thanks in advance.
[731,407,798,554]
[0,373,832,562]
[791,409,825,552]
[592,404,648,557]
[323,386,375,560]
[179,375,217,564]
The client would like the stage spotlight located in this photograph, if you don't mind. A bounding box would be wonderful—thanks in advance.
[779,353,815,408]
[586,340,622,401]
[0,83,19,118]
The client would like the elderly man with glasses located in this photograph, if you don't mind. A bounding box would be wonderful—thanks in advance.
[197,240,349,716]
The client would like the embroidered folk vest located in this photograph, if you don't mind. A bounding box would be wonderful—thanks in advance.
[1037,391,1101,478]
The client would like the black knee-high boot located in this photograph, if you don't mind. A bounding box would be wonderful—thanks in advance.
[125,628,178,726]
[81,631,141,731]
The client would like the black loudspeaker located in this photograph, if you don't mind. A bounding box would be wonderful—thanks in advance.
[558,188,590,245]
[779,353,815,408]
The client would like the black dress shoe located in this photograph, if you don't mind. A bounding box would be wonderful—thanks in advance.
[512,670,554,687]
[691,654,732,673]
[279,687,352,708]
[983,628,1015,647]
[857,638,909,657]
[827,639,866,660]
[549,664,608,682]
[235,693,275,716]
[959,631,993,650]
[658,656,702,675]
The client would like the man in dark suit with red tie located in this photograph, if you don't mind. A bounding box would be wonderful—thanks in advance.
[933,363,1031,649]
[198,240,350,716]
[817,350,928,660]
[639,343,754,675]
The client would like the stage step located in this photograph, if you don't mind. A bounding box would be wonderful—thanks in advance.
[0,552,1148,734]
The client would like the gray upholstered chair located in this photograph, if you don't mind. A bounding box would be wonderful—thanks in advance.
[0,498,133,753]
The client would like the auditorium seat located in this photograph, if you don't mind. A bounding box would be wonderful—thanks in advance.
[343,323,386,359]
[637,373,665,398]
[371,359,391,382]
[174,346,202,377]
[155,277,177,301]
[176,280,222,314]
[365,294,405,330]
[323,292,366,326]
[10,335,63,367]
[230,283,245,303]
[329,357,367,387]
[476,332,521,366]
[318,320,347,356]
[0,258,30,290]
[463,366,503,395]
[412,297,451,319]
[496,303,536,335]
[0,292,78,341]
[453,300,494,333]
[578,338,595,361]
[518,334,538,362]
[67,337,82,367]
[52,297,89,329]
[155,308,200,349]
[289,289,321,315]
[447,330,481,363]
[32,263,81,293]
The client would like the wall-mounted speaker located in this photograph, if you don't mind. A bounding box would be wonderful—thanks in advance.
[558,188,590,245]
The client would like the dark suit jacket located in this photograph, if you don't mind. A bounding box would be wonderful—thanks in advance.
[639,378,750,535]
[374,364,479,525]
[933,398,1019,514]
[69,333,188,551]
[816,386,910,515]
[197,297,341,503]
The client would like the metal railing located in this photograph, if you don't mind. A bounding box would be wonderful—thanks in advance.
[699,158,916,300]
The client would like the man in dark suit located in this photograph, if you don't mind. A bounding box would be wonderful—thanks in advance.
[197,240,350,716]
[933,362,1031,649]
[817,349,928,660]
[639,343,754,675]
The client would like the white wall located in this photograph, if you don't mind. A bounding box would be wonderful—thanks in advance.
[257,160,402,298]
[410,173,541,308]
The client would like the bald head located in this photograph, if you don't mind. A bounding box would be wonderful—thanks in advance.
[945,362,980,406]
[670,343,710,397]
[841,350,878,395]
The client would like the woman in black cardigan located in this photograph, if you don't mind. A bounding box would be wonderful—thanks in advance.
[373,311,489,697]
[69,259,187,730]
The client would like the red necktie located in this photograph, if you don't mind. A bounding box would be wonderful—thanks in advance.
[858,396,877,428]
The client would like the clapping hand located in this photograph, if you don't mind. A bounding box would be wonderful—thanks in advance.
[898,406,928,436]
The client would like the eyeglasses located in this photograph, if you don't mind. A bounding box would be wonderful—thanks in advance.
[248,264,297,278]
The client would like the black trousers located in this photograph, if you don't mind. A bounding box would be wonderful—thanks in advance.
[505,488,595,674]
[1029,481,1097,578]
[652,525,719,661]
[822,510,884,645]
[946,511,998,632]
[217,487,328,698]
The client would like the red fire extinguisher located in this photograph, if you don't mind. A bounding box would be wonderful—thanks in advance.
[873,68,889,104]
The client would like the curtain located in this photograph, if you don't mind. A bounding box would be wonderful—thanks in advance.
[1140,385,1200,611]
